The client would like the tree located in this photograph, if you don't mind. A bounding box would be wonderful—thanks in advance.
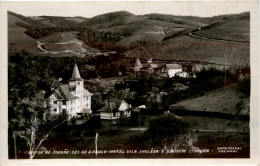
[10,92,68,159]
[145,112,190,147]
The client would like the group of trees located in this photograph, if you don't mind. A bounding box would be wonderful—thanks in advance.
[127,113,198,152]
[8,50,73,159]
[121,68,239,109]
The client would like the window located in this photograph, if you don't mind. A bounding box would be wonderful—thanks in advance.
[77,82,80,85]
[113,112,116,117]
[86,103,88,107]
[63,101,66,105]
[54,101,57,104]
[53,108,57,112]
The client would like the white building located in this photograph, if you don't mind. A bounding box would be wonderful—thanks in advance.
[165,64,182,78]
[97,99,132,124]
[49,63,93,118]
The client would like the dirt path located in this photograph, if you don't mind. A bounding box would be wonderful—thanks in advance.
[36,33,86,55]
[188,32,249,45]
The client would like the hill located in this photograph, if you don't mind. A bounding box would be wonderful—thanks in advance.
[79,11,201,45]
[36,32,99,56]
[8,12,40,53]
[8,11,250,65]
[125,12,250,68]
[8,11,100,57]
[79,11,134,26]
[169,85,249,116]
[143,12,249,25]
[194,13,250,42]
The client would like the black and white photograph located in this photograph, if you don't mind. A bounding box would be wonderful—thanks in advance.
[0,1,259,164]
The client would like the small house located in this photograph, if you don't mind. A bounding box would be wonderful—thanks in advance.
[164,64,182,78]
[97,99,132,124]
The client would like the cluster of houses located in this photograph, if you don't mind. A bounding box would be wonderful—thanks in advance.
[47,59,231,126]
[133,58,189,78]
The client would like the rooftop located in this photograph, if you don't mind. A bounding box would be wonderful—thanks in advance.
[166,64,182,69]
[70,63,84,81]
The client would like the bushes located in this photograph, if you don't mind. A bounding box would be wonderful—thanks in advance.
[145,113,190,146]
[126,113,191,148]
[236,78,250,96]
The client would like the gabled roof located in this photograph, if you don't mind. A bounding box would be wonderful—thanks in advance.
[134,58,143,68]
[70,63,84,81]
[97,99,131,112]
[58,85,78,100]
[83,88,93,96]
[50,84,78,101]
[166,64,182,69]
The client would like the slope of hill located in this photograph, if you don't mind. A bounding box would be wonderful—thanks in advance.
[194,13,250,42]
[36,32,99,56]
[79,11,201,45]
[79,11,134,26]
[8,12,40,53]
[125,12,250,68]
[8,10,249,64]
[125,33,249,68]
[170,85,249,116]
[143,12,249,25]
[8,11,101,57]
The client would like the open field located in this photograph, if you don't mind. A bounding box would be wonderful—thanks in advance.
[126,34,249,68]
[195,15,249,42]
[170,85,249,116]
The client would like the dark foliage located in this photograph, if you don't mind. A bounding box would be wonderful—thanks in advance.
[236,77,250,96]
[127,113,190,148]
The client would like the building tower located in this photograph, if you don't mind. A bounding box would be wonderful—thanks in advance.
[69,63,84,114]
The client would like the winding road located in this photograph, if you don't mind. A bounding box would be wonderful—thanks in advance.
[36,33,87,55]
[188,31,250,45]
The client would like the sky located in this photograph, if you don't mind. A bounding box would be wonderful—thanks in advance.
[5,1,253,18]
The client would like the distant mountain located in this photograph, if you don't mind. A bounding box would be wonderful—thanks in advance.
[193,12,250,42]
[8,10,250,67]
[78,11,203,45]
[143,12,249,25]
[8,12,39,53]
[125,12,250,68]
[79,11,134,26]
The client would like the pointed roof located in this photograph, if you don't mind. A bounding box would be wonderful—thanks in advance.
[97,99,131,112]
[70,63,84,81]
[134,58,142,68]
